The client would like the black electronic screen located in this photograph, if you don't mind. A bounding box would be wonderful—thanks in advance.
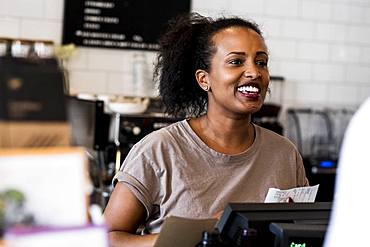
[270,223,327,247]
[217,202,331,247]
[289,237,324,247]
[62,0,191,51]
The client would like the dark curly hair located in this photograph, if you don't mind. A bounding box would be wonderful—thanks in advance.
[154,12,264,117]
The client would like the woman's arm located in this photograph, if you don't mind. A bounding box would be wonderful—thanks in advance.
[104,182,158,247]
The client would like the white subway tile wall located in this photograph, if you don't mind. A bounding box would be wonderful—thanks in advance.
[266,39,297,59]
[257,17,282,38]
[327,84,358,105]
[87,48,129,72]
[8,0,44,19]
[315,23,348,42]
[360,47,370,64]
[329,44,361,63]
[0,17,20,38]
[359,86,370,102]
[191,0,230,12]
[264,0,299,18]
[281,19,315,39]
[296,42,330,61]
[69,70,107,94]
[0,0,370,107]
[295,82,328,104]
[20,19,61,41]
[280,61,312,81]
[107,73,135,95]
[365,7,370,24]
[312,64,345,82]
[346,65,370,84]
[67,48,89,70]
[44,0,64,20]
[301,1,331,21]
[230,1,264,15]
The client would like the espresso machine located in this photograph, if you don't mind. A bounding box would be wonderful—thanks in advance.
[67,96,180,207]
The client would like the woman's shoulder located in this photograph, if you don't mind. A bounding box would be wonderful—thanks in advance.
[255,124,298,150]
[133,119,188,149]
[122,120,188,167]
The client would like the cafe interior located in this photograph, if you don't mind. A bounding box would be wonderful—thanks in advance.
[1,0,370,246]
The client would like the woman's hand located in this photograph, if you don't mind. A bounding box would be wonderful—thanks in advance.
[285,197,294,203]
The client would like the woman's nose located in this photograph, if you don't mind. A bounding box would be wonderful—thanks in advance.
[243,64,261,79]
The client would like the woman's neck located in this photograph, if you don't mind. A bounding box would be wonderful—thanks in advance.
[189,114,255,155]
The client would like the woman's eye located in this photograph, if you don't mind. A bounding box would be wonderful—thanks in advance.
[229,59,243,65]
[256,60,268,67]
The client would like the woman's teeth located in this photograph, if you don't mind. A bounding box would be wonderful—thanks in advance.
[237,85,260,93]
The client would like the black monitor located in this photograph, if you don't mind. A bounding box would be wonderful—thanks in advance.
[216,202,331,246]
[270,223,327,247]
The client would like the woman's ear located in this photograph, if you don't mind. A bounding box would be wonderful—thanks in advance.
[195,69,210,92]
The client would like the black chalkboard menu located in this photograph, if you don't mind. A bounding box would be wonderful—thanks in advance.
[62,0,191,51]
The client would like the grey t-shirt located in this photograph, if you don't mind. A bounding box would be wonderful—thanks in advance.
[113,119,308,233]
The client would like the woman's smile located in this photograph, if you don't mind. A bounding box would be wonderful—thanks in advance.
[236,82,261,100]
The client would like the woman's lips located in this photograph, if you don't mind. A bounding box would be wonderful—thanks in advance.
[236,83,261,100]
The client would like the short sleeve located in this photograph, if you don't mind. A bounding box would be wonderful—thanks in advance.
[112,142,160,220]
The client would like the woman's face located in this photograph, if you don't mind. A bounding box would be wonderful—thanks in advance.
[204,26,270,117]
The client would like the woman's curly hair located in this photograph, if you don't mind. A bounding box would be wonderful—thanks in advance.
[154,13,263,118]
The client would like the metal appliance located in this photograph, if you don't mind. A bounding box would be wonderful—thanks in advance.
[286,108,354,201]
[67,97,180,207]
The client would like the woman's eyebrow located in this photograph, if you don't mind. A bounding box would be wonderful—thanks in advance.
[226,51,246,56]
[226,51,269,56]
[257,51,269,57]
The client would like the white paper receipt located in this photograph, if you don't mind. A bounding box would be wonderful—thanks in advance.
[264,184,320,203]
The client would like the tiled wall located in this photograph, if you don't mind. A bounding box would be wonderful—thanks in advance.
[1,0,370,108]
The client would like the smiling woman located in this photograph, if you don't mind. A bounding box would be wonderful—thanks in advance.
[103,13,309,247]
[201,26,270,118]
